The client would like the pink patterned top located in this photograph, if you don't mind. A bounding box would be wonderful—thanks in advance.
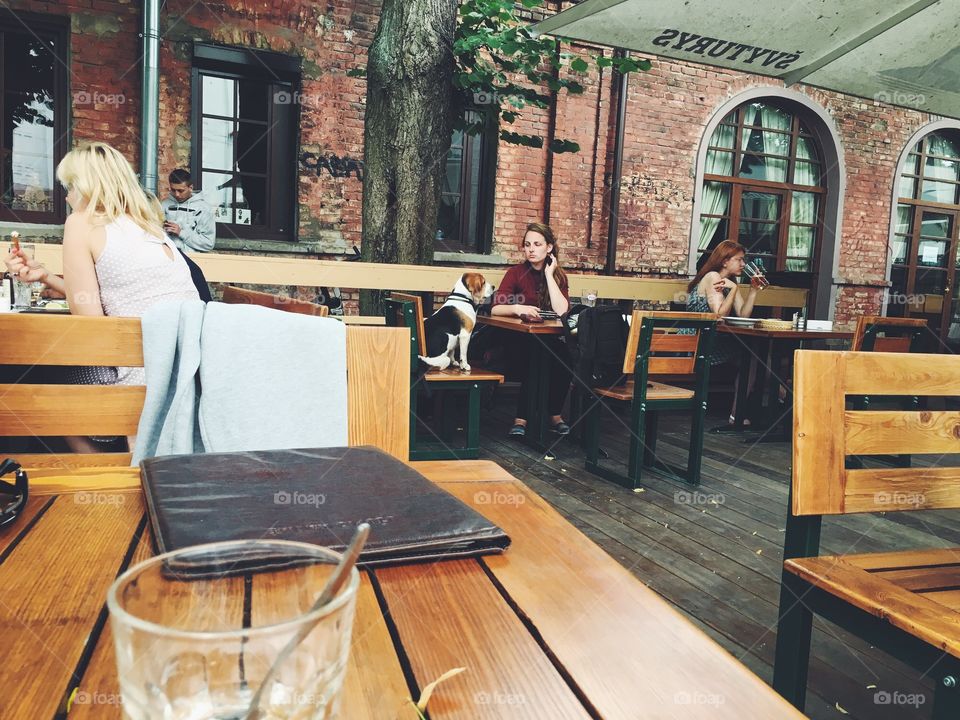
[72,216,199,387]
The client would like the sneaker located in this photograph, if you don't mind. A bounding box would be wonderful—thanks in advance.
[508,423,526,437]
[550,421,571,436]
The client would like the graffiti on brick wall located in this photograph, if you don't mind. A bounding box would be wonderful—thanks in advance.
[300,152,363,180]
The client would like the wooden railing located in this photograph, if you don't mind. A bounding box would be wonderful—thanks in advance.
[32,246,808,308]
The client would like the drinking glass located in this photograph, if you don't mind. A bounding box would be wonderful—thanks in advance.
[8,243,36,308]
[744,260,769,289]
[582,288,598,308]
[107,539,359,720]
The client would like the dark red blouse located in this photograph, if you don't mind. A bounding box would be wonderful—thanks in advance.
[492,262,569,311]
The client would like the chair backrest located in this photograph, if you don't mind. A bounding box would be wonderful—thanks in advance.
[623,310,718,376]
[384,292,427,362]
[793,349,960,517]
[0,314,410,468]
[851,315,926,352]
[222,286,329,317]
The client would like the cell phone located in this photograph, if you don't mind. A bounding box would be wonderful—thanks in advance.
[546,255,553,266]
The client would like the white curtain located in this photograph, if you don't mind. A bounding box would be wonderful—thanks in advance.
[698,182,730,251]
[786,191,817,270]
[759,105,790,182]
[697,124,734,251]
[891,205,911,263]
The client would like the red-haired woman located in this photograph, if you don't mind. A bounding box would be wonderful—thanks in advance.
[491,222,572,438]
[687,239,767,424]
[687,239,763,319]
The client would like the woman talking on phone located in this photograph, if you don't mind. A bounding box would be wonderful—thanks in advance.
[491,222,572,438]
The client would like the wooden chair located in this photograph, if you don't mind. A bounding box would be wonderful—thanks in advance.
[851,315,926,352]
[0,314,410,469]
[583,310,718,488]
[384,292,503,460]
[773,350,960,717]
[848,315,928,468]
[221,285,330,317]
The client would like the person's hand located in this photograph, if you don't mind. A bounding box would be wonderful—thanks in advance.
[515,304,541,319]
[544,255,557,278]
[4,250,48,284]
[41,287,66,300]
[714,278,737,294]
[164,221,181,236]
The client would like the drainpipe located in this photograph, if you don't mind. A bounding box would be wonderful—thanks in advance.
[140,0,161,194]
[605,49,629,276]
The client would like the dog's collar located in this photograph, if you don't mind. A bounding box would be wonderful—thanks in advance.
[448,292,477,308]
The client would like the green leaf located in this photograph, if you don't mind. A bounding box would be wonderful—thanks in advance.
[346,67,366,78]
[570,58,588,73]
[500,130,544,148]
[549,138,581,154]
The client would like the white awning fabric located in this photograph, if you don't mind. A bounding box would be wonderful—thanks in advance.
[534,0,960,118]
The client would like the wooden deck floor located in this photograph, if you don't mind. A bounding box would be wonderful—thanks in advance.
[472,393,958,720]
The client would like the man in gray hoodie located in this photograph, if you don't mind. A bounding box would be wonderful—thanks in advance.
[161,169,216,252]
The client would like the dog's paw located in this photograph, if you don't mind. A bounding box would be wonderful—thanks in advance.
[460,363,471,374]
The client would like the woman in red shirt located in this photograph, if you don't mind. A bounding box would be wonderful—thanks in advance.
[491,222,572,437]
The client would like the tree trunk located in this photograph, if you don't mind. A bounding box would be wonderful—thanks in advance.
[359,0,459,315]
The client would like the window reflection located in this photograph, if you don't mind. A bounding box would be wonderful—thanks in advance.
[2,31,57,215]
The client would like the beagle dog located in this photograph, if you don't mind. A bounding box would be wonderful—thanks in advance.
[419,272,495,374]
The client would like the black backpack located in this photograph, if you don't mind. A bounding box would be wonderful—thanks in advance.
[565,304,629,388]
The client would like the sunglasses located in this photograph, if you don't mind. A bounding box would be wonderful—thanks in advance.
[0,459,28,529]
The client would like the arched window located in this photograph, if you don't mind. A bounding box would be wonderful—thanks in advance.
[889,130,960,347]
[697,101,826,282]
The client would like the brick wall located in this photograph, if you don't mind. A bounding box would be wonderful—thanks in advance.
[5,0,141,163]
[2,0,946,328]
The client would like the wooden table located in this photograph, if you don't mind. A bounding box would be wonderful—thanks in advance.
[718,324,853,440]
[1,461,801,719]
[477,315,565,449]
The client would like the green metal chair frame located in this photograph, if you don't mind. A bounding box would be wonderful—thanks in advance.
[583,311,717,488]
[384,295,502,461]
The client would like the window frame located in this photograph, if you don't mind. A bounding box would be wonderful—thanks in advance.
[436,108,497,255]
[190,44,300,242]
[888,131,960,341]
[0,10,69,224]
[699,103,828,276]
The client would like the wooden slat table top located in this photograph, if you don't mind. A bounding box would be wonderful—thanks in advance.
[478,315,565,334]
[719,324,853,340]
[0,460,801,719]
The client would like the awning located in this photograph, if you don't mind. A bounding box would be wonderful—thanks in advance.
[534,0,960,119]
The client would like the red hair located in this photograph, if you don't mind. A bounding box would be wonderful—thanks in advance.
[687,240,747,292]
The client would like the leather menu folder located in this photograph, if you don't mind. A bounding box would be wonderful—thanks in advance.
[139,446,510,567]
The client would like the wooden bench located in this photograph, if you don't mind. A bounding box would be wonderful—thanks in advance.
[221,285,330,316]
[32,244,810,310]
[583,310,718,488]
[384,293,503,461]
[0,314,411,470]
[773,349,960,717]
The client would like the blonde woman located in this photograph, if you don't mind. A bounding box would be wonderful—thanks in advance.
[4,142,199,451]
[6,141,199,324]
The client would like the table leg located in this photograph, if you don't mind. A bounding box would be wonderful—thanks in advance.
[750,338,794,443]
[517,335,556,453]
[711,335,754,433]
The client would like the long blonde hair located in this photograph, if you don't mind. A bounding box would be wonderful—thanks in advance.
[56,142,164,238]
